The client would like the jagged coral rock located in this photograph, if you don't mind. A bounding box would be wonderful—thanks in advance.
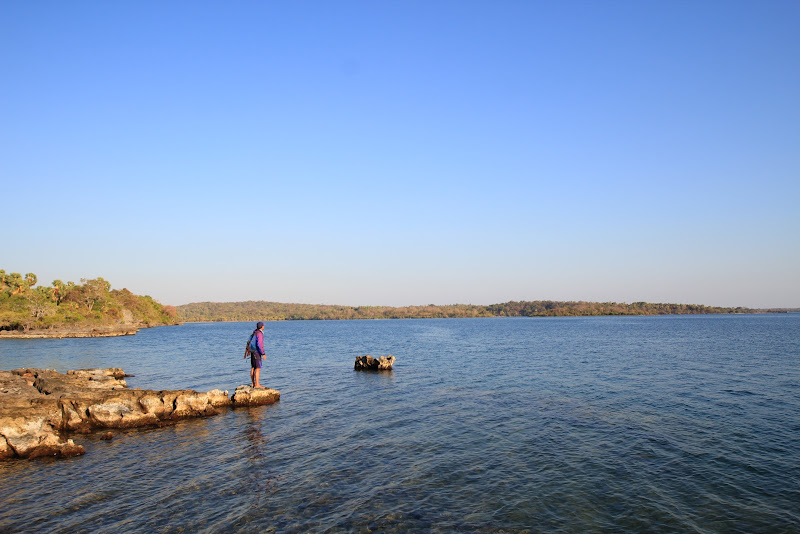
[207,389,232,407]
[230,385,281,406]
[354,355,396,371]
[0,368,238,460]
[0,371,76,459]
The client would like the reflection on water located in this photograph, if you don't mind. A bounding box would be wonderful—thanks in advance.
[242,408,284,502]
[1,315,799,532]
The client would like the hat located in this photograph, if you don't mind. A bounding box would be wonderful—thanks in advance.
[256,321,264,329]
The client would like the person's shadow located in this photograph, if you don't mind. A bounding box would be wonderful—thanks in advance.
[243,408,284,503]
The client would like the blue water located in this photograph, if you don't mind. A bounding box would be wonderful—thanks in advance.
[1,315,799,533]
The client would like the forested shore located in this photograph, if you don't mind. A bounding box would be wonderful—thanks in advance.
[3,268,789,332]
[0,270,178,334]
[177,300,764,322]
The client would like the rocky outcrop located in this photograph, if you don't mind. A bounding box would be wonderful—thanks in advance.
[0,326,140,339]
[206,389,234,407]
[354,355,395,371]
[0,371,84,459]
[0,368,278,461]
[230,385,281,406]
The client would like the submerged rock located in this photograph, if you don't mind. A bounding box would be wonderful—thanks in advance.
[0,368,277,461]
[230,385,281,406]
[354,355,395,371]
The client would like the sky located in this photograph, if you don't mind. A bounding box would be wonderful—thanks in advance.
[1,1,798,308]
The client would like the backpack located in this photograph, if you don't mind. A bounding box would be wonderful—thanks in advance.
[247,331,259,354]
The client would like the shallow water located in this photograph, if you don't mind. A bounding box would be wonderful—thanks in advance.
[1,315,799,533]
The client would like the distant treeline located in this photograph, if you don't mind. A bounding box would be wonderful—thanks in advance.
[0,269,178,332]
[177,300,758,322]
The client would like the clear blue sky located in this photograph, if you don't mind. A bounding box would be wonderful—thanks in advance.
[2,1,798,308]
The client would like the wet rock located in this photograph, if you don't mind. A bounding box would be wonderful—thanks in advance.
[100,432,113,440]
[174,391,218,418]
[0,371,76,459]
[230,385,281,406]
[138,394,172,419]
[0,368,240,461]
[207,389,232,407]
[68,368,129,380]
[86,397,161,428]
[354,355,395,371]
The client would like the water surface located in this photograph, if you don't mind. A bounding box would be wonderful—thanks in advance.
[1,315,799,532]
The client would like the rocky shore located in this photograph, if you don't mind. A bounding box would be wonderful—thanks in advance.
[0,323,185,339]
[0,325,141,339]
[0,368,279,460]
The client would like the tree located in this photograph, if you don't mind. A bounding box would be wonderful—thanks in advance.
[1,270,179,332]
[24,273,37,288]
[52,280,68,304]
[77,277,112,312]
[1,272,25,295]
[27,288,56,321]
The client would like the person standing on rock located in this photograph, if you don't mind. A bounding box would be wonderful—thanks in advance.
[244,321,267,389]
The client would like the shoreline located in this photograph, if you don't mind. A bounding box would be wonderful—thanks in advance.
[0,367,279,460]
[3,312,794,337]
[0,323,180,339]
[0,327,138,339]
[175,299,797,322]
[177,310,790,324]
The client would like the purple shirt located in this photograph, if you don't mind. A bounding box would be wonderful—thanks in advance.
[252,329,265,356]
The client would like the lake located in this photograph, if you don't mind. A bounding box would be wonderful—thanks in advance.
[1,315,799,533]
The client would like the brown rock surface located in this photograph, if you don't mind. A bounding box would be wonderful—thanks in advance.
[230,385,281,406]
[206,389,233,407]
[0,368,267,461]
[0,325,140,339]
[0,371,80,459]
[354,355,395,371]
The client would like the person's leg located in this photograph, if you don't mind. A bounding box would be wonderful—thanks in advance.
[251,355,264,388]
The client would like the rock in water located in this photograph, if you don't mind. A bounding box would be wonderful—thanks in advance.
[230,386,281,406]
[354,355,395,371]
[0,368,248,461]
[206,389,232,407]
[0,370,84,459]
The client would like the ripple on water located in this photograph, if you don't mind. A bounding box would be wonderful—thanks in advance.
[1,316,799,532]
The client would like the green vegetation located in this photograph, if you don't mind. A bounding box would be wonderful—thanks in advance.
[0,269,178,332]
[177,300,756,322]
[1,267,769,331]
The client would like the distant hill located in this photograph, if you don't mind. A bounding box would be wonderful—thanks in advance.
[0,270,178,333]
[177,300,759,322]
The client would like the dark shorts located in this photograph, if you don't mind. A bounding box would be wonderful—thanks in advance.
[250,354,262,369]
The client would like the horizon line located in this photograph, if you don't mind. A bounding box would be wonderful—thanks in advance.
[173,299,800,311]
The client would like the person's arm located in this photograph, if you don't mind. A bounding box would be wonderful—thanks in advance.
[257,331,266,357]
